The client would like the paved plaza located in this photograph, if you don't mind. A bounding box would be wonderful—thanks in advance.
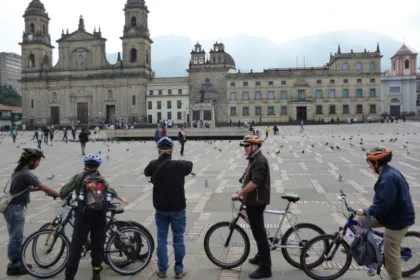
[0,123,420,280]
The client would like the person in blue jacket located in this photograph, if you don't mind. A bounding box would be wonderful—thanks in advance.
[356,147,415,280]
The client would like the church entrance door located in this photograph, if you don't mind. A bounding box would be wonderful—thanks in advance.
[50,106,60,125]
[77,103,89,125]
[106,105,116,123]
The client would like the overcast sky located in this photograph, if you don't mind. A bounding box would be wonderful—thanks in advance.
[2,0,420,55]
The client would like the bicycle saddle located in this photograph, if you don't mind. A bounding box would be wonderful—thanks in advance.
[281,194,300,203]
[109,203,124,214]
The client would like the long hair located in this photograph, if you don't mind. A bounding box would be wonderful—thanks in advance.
[14,155,39,173]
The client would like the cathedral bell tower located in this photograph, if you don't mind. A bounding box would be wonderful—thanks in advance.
[120,0,152,71]
[19,0,54,72]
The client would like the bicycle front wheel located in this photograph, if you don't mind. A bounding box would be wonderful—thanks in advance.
[401,231,420,277]
[21,229,71,279]
[204,221,250,269]
[300,234,352,280]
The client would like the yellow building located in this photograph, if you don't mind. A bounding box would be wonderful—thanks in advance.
[226,45,382,123]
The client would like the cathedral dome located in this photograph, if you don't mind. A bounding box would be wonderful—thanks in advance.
[24,0,48,18]
[125,0,147,9]
[224,52,236,67]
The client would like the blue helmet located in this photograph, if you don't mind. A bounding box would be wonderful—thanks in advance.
[157,137,174,148]
[84,154,102,166]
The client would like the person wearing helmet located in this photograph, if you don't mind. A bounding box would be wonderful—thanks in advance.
[232,135,271,279]
[356,148,415,280]
[4,148,60,276]
[144,137,193,279]
[60,154,128,280]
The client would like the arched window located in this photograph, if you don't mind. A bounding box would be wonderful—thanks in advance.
[342,62,349,70]
[130,48,137,63]
[30,23,35,33]
[108,90,113,100]
[405,59,410,69]
[193,57,197,64]
[369,61,375,70]
[355,62,362,70]
[28,54,35,68]
[146,50,149,64]
[43,54,49,67]
[199,57,203,64]
[390,98,400,104]
[131,16,137,26]
[52,92,57,102]
[42,25,46,35]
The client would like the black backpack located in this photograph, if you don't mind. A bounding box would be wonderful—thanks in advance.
[81,173,107,211]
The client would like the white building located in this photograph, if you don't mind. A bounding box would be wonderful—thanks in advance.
[146,77,190,124]
[381,44,418,116]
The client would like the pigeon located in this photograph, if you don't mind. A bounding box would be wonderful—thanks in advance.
[99,151,102,154]
[302,150,305,154]
[218,149,222,152]
[350,143,354,147]
[381,140,384,142]
[330,146,334,150]
[336,146,340,150]
[108,149,110,152]
[106,155,110,160]
[46,174,55,180]
[126,149,130,151]
[361,147,366,152]
[325,142,329,146]
[275,151,280,155]
[205,180,208,187]
[311,144,314,148]
[338,174,343,182]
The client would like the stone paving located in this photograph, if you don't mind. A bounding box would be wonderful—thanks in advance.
[0,123,420,280]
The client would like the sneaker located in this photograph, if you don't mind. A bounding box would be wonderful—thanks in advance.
[92,267,101,280]
[248,254,260,265]
[7,266,28,276]
[156,270,167,278]
[249,267,272,279]
[175,271,187,279]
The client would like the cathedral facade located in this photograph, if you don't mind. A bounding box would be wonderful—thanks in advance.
[20,0,153,127]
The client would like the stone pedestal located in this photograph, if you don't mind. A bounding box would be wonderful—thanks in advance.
[191,102,216,128]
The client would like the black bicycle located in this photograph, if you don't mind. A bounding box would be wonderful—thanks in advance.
[21,195,154,279]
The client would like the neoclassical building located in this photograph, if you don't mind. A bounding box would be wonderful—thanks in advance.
[20,0,153,126]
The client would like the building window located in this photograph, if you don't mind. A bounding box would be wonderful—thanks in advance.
[107,90,113,100]
[230,107,237,116]
[343,79,348,83]
[168,89,172,95]
[255,106,262,115]
[29,23,35,33]
[243,81,248,86]
[198,57,203,64]
[42,25,46,35]
[268,81,274,86]
[370,104,376,113]
[52,92,57,102]
[316,80,322,84]
[343,105,349,114]
[149,90,154,95]
[342,89,349,98]
[369,61,376,70]
[230,92,237,100]
[158,90,162,95]
[243,106,249,116]
[316,105,322,114]
[178,89,182,95]
[389,86,401,93]
[280,106,287,115]
[28,54,35,68]
[267,106,275,115]
[330,79,335,84]
[268,91,274,100]
[167,111,172,120]
[177,112,182,120]
[405,59,410,69]
[130,48,137,63]
[329,105,336,114]
[157,101,161,109]
[230,82,235,87]
[255,91,261,100]
[342,62,349,70]
[357,79,362,83]
[370,78,375,83]
[356,62,362,70]
[167,100,172,109]
[31,99,34,108]
[132,95,136,105]
[297,90,305,100]
[255,81,261,86]
[281,91,287,100]
[131,16,137,26]
[242,92,249,100]
[177,100,182,109]
[146,50,149,64]
[281,81,286,85]
[315,90,322,99]
[328,89,336,98]
[148,101,152,109]
[356,89,363,97]
[369,88,376,97]
[157,112,162,121]
[356,104,363,114]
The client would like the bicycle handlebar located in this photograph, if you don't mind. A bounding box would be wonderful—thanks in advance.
[337,190,356,214]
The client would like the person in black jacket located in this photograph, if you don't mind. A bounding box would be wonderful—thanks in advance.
[79,128,89,155]
[178,126,186,156]
[232,135,271,279]
[144,137,193,279]
[356,148,414,280]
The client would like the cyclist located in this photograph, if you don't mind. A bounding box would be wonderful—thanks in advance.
[232,135,271,279]
[356,147,415,280]
[60,154,129,280]
[4,148,60,276]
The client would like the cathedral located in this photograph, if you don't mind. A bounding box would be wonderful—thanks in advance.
[20,0,153,126]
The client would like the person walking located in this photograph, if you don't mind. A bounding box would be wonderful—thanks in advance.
[62,128,68,142]
[144,137,193,279]
[178,126,187,156]
[154,125,162,143]
[79,128,89,155]
[43,127,49,145]
[49,125,55,144]
[33,128,43,150]
[10,127,17,143]
[232,135,272,279]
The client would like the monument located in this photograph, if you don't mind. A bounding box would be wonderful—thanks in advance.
[191,78,217,127]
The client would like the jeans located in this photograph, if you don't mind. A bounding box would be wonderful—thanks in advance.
[81,143,86,155]
[37,140,42,149]
[180,142,185,155]
[4,204,26,268]
[155,209,186,273]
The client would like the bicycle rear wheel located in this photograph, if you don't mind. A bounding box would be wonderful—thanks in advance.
[112,220,155,255]
[401,231,420,277]
[204,221,250,269]
[300,234,352,280]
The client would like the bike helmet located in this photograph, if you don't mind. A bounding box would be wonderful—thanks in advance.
[157,137,174,149]
[21,148,45,159]
[366,147,392,164]
[84,154,102,166]
[239,135,264,148]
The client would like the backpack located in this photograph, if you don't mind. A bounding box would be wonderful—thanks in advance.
[350,212,382,266]
[81,173,107,211]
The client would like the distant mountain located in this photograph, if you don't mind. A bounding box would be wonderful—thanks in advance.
[106,30,415,77]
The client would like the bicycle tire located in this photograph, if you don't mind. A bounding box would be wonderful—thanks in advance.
[113,220,155,254]
[401,231,420,277]
[300,234,352,280]
[203,221,250,269]
[105,227,153,275]
[281,222,326,269]
[32,223,66,269]
[21,229,71,279]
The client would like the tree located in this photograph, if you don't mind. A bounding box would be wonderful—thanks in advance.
[0,85,22,106]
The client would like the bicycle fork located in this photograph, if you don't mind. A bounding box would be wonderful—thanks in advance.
[225,217,240,247]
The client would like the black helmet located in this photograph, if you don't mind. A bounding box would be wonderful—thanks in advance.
[21,148,45,159]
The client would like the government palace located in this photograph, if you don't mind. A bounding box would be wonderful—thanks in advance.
[20,0,419,127]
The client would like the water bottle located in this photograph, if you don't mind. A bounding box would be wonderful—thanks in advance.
[106,193,112,202]
[78,192,84,201]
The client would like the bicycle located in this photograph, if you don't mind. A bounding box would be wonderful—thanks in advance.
[204,194,327,269]
[300,190,420,280]
[20,195,154,279]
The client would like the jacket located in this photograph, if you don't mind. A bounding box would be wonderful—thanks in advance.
[364,165,415,230]
[79,131,89,143]
[242,150,270,206]
[144,153,193,212]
